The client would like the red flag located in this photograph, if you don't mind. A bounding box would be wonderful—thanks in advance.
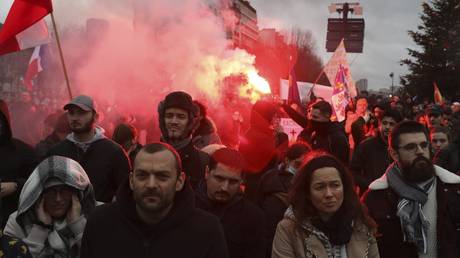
[0,0,52,55]
[433,82,444,105]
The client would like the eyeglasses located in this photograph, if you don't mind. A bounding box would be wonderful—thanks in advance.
[398,141,430,153]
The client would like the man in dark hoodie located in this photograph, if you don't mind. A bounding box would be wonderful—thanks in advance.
[157,91,209,189]
[350,108,403,195]
[299,100,349,164]
[81,143,229,258]
[239,100,278,202]
[47,95,130,202]
[195,147,266,258]
[0,99,37,227]
[257,142,311,257]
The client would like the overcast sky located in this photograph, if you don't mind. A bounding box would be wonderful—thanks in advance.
[1,0,423,90]
[250,0,423,90]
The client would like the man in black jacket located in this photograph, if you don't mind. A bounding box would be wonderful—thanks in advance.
[363,121,460,258]
[195,148,266,258]
[350,108,402,195]
[47,95,130,202]
[157,91,209,189]
[299,100,349,164]
[81,143,228,258]
[0,100,37,227]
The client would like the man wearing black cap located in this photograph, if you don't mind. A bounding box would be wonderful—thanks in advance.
[47,95,130,202]
[157,91,209,189]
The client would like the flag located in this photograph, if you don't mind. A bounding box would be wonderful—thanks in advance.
[24,45,46,90]
[0,0,52,55]
[433,82,444,105]
[331,64,350,122]
[323,39,357,98]
[287,63,301,107]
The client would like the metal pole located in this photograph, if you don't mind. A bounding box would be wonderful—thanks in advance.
[50,12,73,100]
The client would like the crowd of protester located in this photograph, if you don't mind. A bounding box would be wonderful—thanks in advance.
[1,89,460,258]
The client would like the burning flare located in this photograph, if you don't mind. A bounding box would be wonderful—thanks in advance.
[196,49,271,103]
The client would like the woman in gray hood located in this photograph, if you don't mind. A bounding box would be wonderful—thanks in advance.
[3,156,96,258]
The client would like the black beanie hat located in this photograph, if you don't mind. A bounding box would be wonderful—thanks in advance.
[163,91,196,114]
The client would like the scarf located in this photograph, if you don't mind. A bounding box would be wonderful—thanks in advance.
[285,207,350,258]
[311,205,353,246]
[386,163,435,254]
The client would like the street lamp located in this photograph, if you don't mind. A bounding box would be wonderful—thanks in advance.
[389,72,394,95]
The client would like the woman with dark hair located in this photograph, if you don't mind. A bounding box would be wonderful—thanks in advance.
[272,151,379,258]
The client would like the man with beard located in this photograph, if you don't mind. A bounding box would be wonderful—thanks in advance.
[195,148,266,258]
[47,95,130,202]
[81,143,229,258]
[363,121,460,258]
[350,108,402,195]
[157,91,209,189]
[298,100,349,164]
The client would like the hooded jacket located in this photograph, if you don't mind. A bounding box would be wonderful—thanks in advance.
[300,122,349,164]
[257,166,293,256]
[239,101,278,202]
[47,127,130,202]
[80,179,229,258]
[350,133,392,195]
[195,182,266,258]
[3,156,96,258]
[0,100,38,227]
[192,116,222,149]
[362,165,460,258]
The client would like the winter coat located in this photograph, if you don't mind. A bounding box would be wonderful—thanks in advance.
[4,156,96,258]
[192,116,222,149]
[304,122,349,164]
[257,167,293,257]
[195,182,266,258]
[175,141,209,189]
[350,134,392,195]
[80,179,229,258]
[362,165,460,258]
[0,100,37,227]
[351,116,367,147]
[35,133,62,159]
[47,134,130,203]
[240,101,277,202]
[272,217,379,258]
[435,130,460,175]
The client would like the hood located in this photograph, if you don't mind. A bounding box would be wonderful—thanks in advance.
[116,175,196,232]
[66,126,106,144]
[368,163,460,190]
[0,99,12,143]
[16,156,96,225]
[249,100,277,132]
[193,116,217,137]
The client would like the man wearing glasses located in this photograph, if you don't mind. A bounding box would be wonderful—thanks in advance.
[363,121,460,258]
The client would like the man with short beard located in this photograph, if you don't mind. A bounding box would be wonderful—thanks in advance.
[81,143,229,258]
[157,91,209,189]
[195,148,266,258]
[351,108,402,195]
[47,95,130,202]
[363,121,460,258]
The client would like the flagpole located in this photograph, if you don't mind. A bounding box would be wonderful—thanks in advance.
[50,12,73,100]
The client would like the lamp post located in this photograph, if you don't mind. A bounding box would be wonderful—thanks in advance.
[389,72,394,96]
